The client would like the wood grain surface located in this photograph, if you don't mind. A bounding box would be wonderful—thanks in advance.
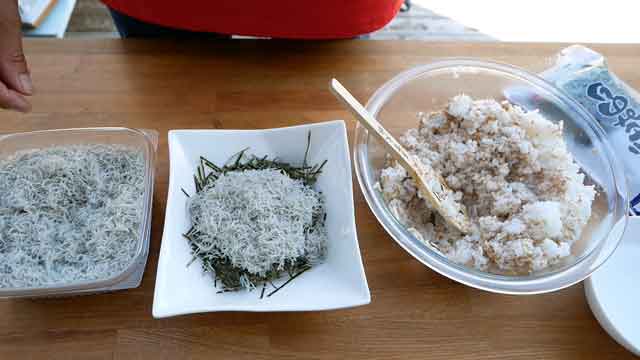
[0,40,638,360]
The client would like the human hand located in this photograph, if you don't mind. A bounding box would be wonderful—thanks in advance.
[0,0,33,112]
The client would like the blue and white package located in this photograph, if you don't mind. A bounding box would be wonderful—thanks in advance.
[507,45,639,216]
[541,45,640,215]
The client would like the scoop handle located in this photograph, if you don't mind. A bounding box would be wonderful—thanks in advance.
[329,79,417,172]
[329,78,469,233]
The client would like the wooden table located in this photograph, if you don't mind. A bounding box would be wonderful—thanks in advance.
[0,40,638,360]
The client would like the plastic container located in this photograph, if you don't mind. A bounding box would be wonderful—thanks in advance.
[0,127,157,298]
[354,59,628,294]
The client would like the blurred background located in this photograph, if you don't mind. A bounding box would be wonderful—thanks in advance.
[18,0,640,42]
[20,0,490,40]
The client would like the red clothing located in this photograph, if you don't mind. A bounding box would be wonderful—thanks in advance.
[101,0,403,39]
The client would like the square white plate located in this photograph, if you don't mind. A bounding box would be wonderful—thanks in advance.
[153,121,370,317]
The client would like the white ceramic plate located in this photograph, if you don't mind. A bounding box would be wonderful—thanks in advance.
[153,121,370,318]
[585,218,640,356]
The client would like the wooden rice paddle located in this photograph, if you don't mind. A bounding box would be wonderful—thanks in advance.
[330,78,471,233]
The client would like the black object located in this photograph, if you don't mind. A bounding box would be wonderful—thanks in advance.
[108,8,228,38]
[401,0,412,12]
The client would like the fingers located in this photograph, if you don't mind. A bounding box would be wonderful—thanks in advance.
[0,81,31,112]
[0,0,34,97]
[2,51,33,96]
[0,0,33,112]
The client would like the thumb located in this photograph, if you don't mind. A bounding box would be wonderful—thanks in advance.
[0,0,33,96]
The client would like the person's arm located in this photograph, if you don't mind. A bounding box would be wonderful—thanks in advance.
[0,0,33,112]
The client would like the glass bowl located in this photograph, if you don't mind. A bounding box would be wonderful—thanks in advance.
[354,59,628,294]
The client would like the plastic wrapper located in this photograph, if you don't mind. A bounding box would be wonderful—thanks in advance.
[508,45,640,216]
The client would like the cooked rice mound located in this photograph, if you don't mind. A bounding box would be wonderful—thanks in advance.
[378,95,595,274]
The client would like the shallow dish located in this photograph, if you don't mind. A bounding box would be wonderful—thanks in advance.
[354,60,628,294]
[153,121,370,317]
[585,219,640,356]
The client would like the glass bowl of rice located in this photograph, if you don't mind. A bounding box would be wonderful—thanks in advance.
[354,59,628,294]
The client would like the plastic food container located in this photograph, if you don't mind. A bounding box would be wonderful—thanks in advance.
[0,127,157,298]
[354,59,628,294]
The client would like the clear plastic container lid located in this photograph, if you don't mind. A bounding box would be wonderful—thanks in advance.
[0,127,157,298]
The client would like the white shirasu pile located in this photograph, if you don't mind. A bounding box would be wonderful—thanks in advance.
[188,169,327,279]
[0,145,145,288]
